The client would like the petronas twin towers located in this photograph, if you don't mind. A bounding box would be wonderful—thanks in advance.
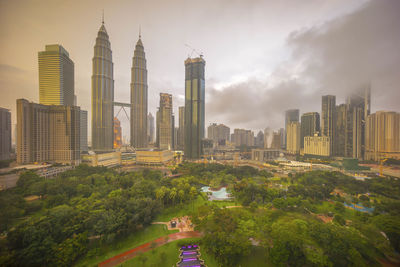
[91,20,148,151]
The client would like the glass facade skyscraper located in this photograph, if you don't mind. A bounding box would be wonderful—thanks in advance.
[38,44,74,106]
[130,35,148,148]
[91,21,114,152]
[184,57,205,159]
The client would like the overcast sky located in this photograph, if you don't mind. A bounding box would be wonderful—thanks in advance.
[1,0,399,143]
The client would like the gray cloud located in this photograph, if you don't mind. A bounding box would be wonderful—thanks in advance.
[206,0,400,131]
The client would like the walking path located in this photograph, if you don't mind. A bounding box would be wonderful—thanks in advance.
[98,231,202,267]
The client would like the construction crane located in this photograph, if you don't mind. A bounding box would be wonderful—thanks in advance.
[379,158,388,177]
[185,44,203,58]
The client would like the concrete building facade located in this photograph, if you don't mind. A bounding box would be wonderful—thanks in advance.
[300,112,320,149]
[156,93,173,150]
[286,122,300,154]
[304,136,331,157]
[365,111,400,161]
[16,99,80,165]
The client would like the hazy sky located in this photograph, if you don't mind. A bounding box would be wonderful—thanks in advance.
[1,0,399,143]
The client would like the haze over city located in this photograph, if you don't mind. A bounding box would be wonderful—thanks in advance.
[1,0,399,142]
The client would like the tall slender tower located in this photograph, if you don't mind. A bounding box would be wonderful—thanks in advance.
[91,19,114,151]
[184,57,205,159]
[156,93,173,150]
[130,32,148,148]
[38,44,74,106]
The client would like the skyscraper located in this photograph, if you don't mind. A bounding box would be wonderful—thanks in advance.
[207,123,230,144]
[321,95,336,154]
[38,44,74,106]
[184,57,205,159]
[345,86,371,159]
[17,99,80,165]
[335,104,347,157]
[130,34,148,148]
[177,106,185,150]
[0,107,11,160]
[285,109,299,149]
[147,112,154,143]
[300,112,320,149]
[255,131,264,148]
[91,20,114,152]
[156,93,173,150]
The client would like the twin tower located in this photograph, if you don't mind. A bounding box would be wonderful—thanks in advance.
[91,20,206,159]
[91,21,148,151]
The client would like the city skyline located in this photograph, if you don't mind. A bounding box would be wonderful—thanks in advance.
[1,0,400,143]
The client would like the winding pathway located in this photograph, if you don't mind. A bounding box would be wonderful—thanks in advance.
[98,231,202,267]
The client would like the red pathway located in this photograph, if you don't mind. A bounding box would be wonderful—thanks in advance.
[98,231,202,267]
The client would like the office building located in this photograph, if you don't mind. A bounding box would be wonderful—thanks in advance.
[177,106,185,150]
[300,112,320,149]
[365,111,400,161]
[136,149,174,165]
[91,20,114,151]
[263,127,271,148]
[156,93,173,150]
[286,122,300,154]
[207,123,230,144]
[321,95,336,154]
[130,34,148,148]
[304,136,331,157]
[184,57,205,159]
[0,108,11,160]
[345,86,371,159]
[285,109,299,148]
[16,99,80,165]
[80,110,88,152]
[252,148,284,162]
[147,112,154,144]
[114,117,122,149]
[38,44,74,106]
[255,130,264,148]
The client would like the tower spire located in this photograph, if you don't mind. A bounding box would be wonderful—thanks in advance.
[139,25,141,39]
[102,9,104,24]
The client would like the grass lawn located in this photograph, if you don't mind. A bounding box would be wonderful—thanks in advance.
[75,224,178,267]
[117,238,219,267]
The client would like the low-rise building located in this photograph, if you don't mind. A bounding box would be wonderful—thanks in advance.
[136,149,174,165]
[81,151,121,167]
[251,148,284,162]
[304,136,331,157]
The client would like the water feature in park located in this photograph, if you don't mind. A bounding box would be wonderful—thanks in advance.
[201,186,232,200]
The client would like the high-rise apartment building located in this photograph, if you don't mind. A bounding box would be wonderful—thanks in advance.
[285,109,299,149]
[156,93,173,150]
[184,57,205,159]
[130,34,148,148]
[232,129,254,147]
[335,104,347,157]
[300,112,320,149]
[16,99,80,165]
[91,21,114,152]
[365,111,400,161]
[177,106,185,150]
[207,123,230,145]
[38,45,74,106]
[286,122,300,154]
[113,117,122,149]
[80,110,88,152]
[0,107,11,160]
[147,112,154,144]
[321,95,336,154]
